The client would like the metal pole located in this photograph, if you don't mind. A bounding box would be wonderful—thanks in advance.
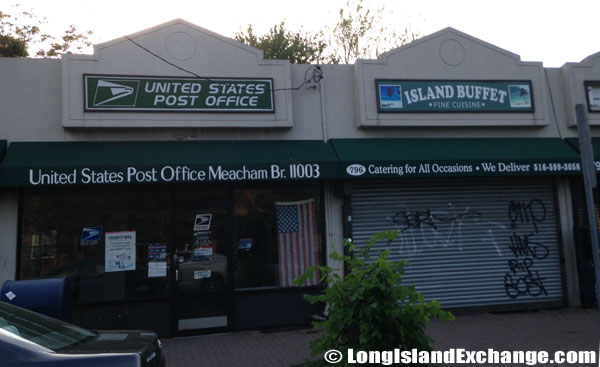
[575,103,600,310]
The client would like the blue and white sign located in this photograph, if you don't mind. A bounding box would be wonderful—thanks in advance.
[80,226,102,245]
[194,247,213,256]
[194,270,212,279]
[238,238,253,250]
[81,227,102,241]
[193,214,212,231]
[148,244,167,260]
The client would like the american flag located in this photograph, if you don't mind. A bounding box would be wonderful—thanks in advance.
[276,199,320,287]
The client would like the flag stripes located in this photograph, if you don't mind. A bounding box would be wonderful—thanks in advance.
[276,199,320,287]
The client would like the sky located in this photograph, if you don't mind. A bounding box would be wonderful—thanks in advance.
[3,0,599,67]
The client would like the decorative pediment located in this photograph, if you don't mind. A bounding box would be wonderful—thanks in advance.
[354,27,549,127]
[61,19,293,128]
[561,51,600,126]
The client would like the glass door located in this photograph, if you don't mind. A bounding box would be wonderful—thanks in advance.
[174,199,231,333]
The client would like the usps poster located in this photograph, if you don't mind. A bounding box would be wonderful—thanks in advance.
[193,214,212,231]
[80,226,102,246]
[105,231,136,272]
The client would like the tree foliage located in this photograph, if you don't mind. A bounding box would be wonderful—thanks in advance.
[294,230,454,365]
[234,22,327,64]
[235,0,420,64]
[0,5,92,58]
[330,0,419,63]
[41,24,93,57]
[0,33,27,57]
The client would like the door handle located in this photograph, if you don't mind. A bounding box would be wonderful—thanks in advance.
[173,253,179,282]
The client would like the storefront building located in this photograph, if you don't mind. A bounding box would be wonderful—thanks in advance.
[0,21,598,336]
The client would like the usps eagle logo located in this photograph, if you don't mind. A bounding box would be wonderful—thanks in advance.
[92,79,139,107]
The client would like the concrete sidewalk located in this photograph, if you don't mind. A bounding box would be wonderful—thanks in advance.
[162,308,600,367]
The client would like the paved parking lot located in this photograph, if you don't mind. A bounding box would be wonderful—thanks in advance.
[162,308,600,367]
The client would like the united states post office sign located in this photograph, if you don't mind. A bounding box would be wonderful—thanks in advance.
[84,75,274,112]
[376,80,534,113]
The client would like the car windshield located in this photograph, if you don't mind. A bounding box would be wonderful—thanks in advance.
[0,302,96,351]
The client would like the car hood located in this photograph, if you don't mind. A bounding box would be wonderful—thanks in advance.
[63,330,162,366]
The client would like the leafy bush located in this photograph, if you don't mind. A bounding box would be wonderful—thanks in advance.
[295,230,454,364]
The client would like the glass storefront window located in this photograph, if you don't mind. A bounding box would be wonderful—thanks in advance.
[19,183,324,305]
[233,187,323,290]
[20,185,172,304]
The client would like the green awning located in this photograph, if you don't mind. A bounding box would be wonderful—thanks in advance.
[331,138,583,179]
[0,140,340,186]
[583,138,600,159]
[0,138,586,186]
[0,140,6,162]
[565,137,600,153]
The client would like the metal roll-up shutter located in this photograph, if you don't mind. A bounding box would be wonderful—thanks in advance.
[351,178,563,308]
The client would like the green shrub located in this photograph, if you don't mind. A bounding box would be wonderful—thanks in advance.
[294,230,454,365]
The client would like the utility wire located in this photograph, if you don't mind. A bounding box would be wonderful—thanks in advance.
[124,36,323,92]
[124,36,210,80]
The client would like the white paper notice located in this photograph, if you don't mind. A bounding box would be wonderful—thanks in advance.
[148,262,167,278]
[105,231,136,272]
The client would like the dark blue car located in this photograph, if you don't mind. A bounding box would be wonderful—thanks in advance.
[0,301,165,367]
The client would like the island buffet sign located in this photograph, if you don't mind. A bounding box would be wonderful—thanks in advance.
[376,80,534,113]
[84,75,274,112]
